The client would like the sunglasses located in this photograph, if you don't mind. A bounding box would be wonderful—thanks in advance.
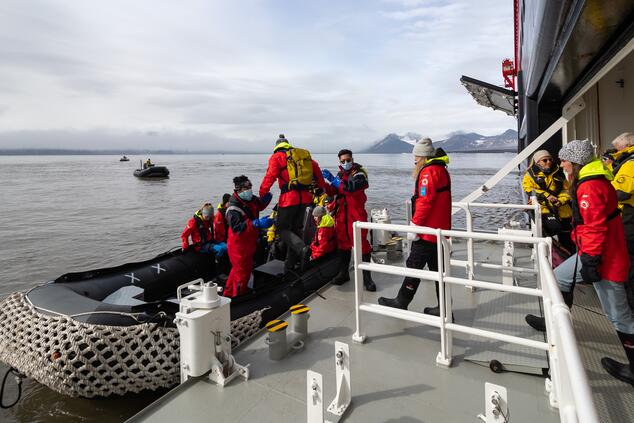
[539,158,553,163]
[340,158,352,164]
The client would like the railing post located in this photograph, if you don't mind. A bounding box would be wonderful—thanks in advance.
[436,230,452,367]
[352,222,366,344]
[465,203,475,292]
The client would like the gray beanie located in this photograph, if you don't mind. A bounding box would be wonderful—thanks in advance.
[413,137,434,157]
[558,139,595,165]
[312,206,327,218]
[275,134,287,146]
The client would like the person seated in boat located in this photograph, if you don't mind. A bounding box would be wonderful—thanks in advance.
[322,148,375,291]
[524,139,634,385]
[214,193,232,243]
[308,206,336,261]
[144,158,153,169]
[378,139,452,316]
[224,175,273,297]
[181,204,227,257]
[522,150,575,253]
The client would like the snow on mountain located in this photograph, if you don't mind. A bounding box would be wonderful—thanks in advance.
[364,129,517,153]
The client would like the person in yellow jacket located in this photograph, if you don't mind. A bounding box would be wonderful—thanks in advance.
[610,132,634,310]
[522,149,574,252]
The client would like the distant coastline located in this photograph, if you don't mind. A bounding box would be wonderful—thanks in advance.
[1,148,516,156]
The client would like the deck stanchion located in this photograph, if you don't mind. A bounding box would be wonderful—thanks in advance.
[436,230,452,367]
[352,222,366,344]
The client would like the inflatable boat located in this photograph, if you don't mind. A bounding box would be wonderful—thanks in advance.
[0,245,340,398]
[133,165,169,178]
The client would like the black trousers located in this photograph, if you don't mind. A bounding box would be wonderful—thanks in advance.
[403,239,438,292]
[276,204,309,269]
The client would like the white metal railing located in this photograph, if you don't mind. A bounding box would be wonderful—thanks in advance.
[351,218,599,423]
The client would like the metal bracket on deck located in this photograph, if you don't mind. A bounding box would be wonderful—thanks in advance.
[477,382,509,422]
[306,342,351,423]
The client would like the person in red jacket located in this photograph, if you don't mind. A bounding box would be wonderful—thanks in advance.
[322,149,376,291]
[309,206,337,260]
[224,175,273,298]
[378,138,451,314]
[214,193,231,243]
[180,204,227,257]
[259,134,328,272]
[525,139,633,385]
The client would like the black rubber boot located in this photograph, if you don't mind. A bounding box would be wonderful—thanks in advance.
[601,331,634,386]
[362,253,376,292]
[525,315,546,332]
[526,290,574,332]
[332,250,351,285]
[378,282,417,310]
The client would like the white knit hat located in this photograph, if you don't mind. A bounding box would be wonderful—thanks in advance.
[532,150,552,163]
[312,206,327,217]
[413,137,434,157]
[559,139,595,166]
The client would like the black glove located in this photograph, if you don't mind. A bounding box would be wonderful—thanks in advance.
[580,253,601,283]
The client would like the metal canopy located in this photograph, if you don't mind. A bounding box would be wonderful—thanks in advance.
[460,75,517,117]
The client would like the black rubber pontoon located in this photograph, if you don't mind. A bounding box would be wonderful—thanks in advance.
[133,166,169,178]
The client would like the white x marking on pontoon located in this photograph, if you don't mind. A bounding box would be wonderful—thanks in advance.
[125,273,140,284]
[152,264,165,274]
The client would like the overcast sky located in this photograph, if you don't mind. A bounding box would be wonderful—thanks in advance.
[0,0,516,152]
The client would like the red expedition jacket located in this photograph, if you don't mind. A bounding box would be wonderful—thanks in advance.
[181,211,214,251]
[310,214,337,259]
[325,163,372,254]
[259,145,328,207]
[412,157,451,243]
[214,203,228,242]
[572,159,629,282]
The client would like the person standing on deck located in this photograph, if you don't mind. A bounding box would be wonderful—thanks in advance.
[224,176,273,297]
[378,138,451,314]
[522,150,574,253]
[259,134,328,272]
[322,149,376,291]
[608,132,634,311]
[524,139,634,385]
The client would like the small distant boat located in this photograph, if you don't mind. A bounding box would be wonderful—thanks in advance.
[134,159,169,178]
[120,155,130,162]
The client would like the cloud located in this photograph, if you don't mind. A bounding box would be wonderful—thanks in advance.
[0,0,515,151]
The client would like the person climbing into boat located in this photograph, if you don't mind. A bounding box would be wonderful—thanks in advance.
[522,150,574,253]
[378,139,451,314]
[609,132,634,311]
[524,139,634,386]
[180,204,227,257]
[308,206,337,261]
[225,175,273,297]
[214,193,232,243]
[259,134,328,272]
[322,149,376,291]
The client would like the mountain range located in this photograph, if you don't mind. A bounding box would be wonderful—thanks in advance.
[364,129,518,153]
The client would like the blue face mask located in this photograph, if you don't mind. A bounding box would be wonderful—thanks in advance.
[341,161,353,171]
[238,189,253,201]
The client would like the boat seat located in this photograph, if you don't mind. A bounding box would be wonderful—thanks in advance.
[102,285,146,306]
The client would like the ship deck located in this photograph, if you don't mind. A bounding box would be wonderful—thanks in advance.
[128,239,634,422]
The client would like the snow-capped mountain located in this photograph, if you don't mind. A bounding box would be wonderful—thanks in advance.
[364,129,517,153]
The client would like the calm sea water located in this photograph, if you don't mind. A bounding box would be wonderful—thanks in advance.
[0,153,521,422]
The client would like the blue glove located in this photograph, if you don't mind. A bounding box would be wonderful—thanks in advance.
[322,169,335,183]
[330,177,340,189]
[211,242,227,257]
[252,216,274,229]
[261,192,273,206]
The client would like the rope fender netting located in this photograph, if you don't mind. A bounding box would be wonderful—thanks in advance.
[0,293,264,398]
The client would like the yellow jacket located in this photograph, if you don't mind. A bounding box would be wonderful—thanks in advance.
[610,145,634,208]
[522,163,572,219]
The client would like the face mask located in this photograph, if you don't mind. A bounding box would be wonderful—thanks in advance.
[238,189,253,201]
[341,161,353,171]
[202,211,212,220]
